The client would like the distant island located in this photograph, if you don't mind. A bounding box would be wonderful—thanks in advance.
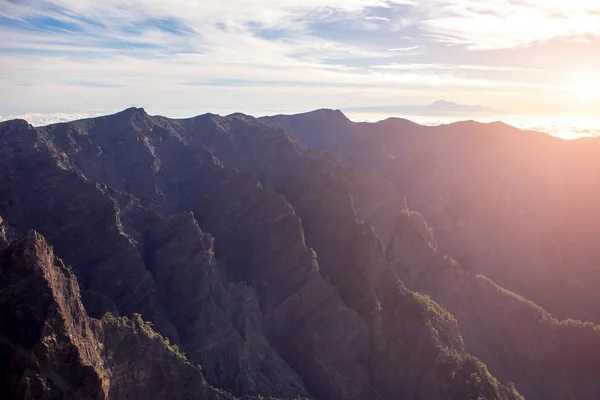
[343,100,501,115]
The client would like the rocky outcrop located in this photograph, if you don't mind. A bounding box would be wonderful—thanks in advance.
[0,231,107,399]
[119,199,308,398]
[96,313,233,400]
[0,230,232,400]
[193,171,375,400]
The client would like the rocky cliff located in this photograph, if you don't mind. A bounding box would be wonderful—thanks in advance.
[0,110,524,399]
[0,230,232,400]
[264,110,600,323]
[262,110,600,400]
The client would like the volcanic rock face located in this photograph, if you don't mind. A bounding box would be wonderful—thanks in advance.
[0,116,307,399]
[0,230,231,400]
[266,110,600,323]
[0,231,106,399]
[0,109,528,399]
[263,110,600,400]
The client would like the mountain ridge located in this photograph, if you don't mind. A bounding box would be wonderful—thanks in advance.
[261,108,600,400]
[0,107,525,399]
[2,106,599,399]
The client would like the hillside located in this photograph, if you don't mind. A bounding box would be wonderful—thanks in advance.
[0,110,524,400]
[261,110,600,400]
[262,110,600,323]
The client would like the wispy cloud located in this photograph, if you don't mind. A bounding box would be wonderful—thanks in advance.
[1,0,599,117]
[413,0,600,50]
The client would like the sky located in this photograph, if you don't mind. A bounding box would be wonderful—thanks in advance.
[1,0,600,126]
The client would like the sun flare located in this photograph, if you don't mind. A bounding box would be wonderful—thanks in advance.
[571,72,600,102]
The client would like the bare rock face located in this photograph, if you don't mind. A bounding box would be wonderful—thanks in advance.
[95,314,233,400]
[267,110,600,324]
[263,110,600,400]
[194,172,375,400]
[0,230,235,400]
[174,114,522,400]
[0,111,524,400]
[121,204,308,398]
[0,231,107,399]
[0,117,308,399]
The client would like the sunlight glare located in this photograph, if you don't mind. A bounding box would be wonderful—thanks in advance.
[571,72,600,102]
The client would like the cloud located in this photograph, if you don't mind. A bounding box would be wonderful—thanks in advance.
[411,0,600,50]
[0,112,100,126]
[1,0,599,117]
[371,63,543,73]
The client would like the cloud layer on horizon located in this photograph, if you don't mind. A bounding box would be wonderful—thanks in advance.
[2,108,599,141]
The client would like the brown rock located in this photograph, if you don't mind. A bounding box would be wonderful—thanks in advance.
[0,230,237,400]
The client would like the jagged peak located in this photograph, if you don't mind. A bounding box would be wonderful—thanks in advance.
[119,106,147,116]
[91,106,153,131]
[5,230,58,272]
[302,108,349,120]
[266,108,350,123]
[96,106,149,121]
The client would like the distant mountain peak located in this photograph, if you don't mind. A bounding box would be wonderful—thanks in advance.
[121,106,146,114]
[430,100,454,106]
[116,106,149,120]
[91,106,153,130]
[427,100,499,113]
[299,108,350,121]
[344,101,499,116]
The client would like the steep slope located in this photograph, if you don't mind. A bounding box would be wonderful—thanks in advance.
[0,111,521,400]
[349,184,600,400]
[0,230,232,400]
[35,110,372,399]
[262,110,600,400]
[0,116,308,398]
[365,123,600,324]
[266,112,600,324]
[169,112,523,400]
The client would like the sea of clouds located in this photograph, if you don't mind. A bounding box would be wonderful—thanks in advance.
[0,113,101,127]
[2,111,599,140]
[348,112,600,140]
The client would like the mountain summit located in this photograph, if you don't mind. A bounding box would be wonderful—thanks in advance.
[427,99,499,112]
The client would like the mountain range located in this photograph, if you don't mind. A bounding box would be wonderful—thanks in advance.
[1,107,599,400]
